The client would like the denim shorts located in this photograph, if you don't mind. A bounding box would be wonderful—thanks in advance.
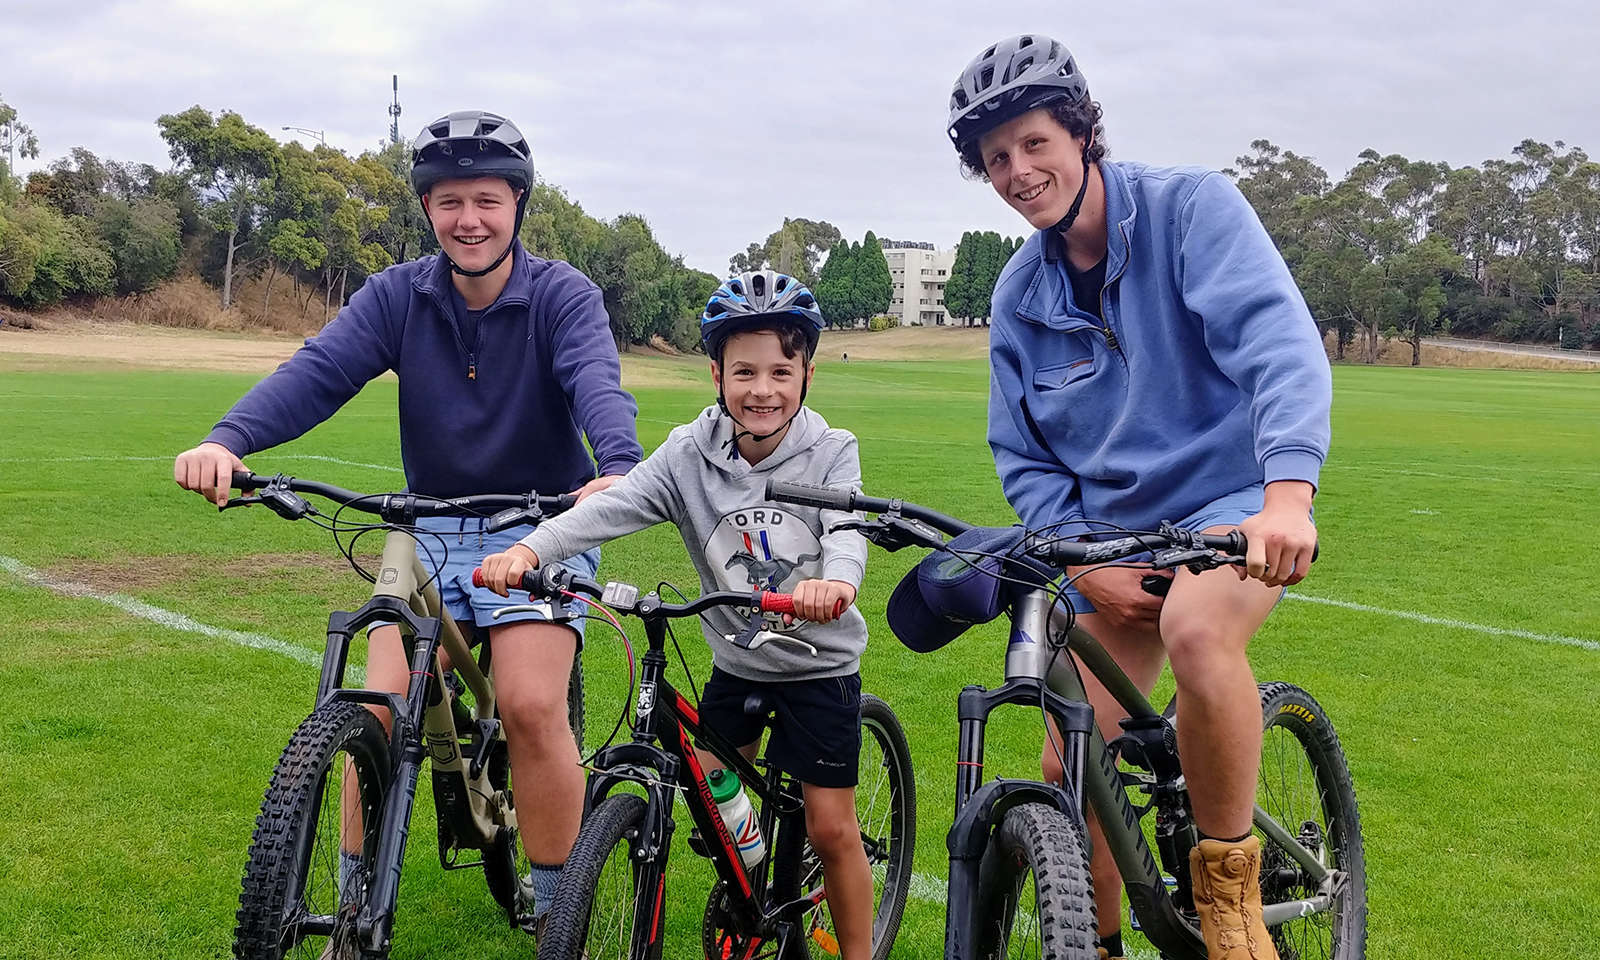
[1061,483,1294,614]
[409,515,601,642]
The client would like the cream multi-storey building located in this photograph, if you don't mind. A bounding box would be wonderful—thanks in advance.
[879,240,955,326]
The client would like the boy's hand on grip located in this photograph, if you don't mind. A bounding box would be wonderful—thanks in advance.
[479,544,539,597]
[791,579,856,624]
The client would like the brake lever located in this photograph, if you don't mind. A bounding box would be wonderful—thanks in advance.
[829,516,942,553]
[724,610,820,656]
[1149,546,1242,575]
[219,486,313,520]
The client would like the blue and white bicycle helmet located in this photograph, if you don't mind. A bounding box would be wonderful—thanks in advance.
[700,270,824,360]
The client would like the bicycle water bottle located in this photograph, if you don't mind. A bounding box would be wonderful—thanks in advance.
[707,768,766,868]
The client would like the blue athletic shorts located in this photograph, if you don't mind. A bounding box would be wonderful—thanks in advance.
[1061,483,1298,614]
[409,515,601,642]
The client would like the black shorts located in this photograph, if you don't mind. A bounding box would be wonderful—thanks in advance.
[696,667,862,789]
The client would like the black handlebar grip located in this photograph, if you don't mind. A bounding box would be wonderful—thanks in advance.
[1201,530,1320,563]
[765,478,855,511]
[232,470,265,491]
[552,493,579,513]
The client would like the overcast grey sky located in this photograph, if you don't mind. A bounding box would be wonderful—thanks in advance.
[3,0,1596,274]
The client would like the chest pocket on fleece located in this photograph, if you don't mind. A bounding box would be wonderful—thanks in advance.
[1025,348,1111,455]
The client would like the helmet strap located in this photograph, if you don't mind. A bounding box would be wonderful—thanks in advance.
[428,186,529,278]
[715,372,810,461]
[1049,138,1094,237]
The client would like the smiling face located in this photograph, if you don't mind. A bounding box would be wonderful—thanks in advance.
[978,108,1087,230]
[422,176,521,273]
[712,327,814,439]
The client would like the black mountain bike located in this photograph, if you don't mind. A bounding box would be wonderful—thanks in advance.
[215,472,583,959]
[479,563,917,960]
[767,479,1366,960]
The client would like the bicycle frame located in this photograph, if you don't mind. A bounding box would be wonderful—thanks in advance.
[313,528,518,955]
[1014,586,1339,959]
[580,614,827,960]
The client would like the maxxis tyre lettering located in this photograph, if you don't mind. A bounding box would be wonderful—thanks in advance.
[1256,681,1368,960]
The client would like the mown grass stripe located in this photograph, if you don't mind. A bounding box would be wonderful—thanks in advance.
[1286,592,1596,651]
[0,554,362,678]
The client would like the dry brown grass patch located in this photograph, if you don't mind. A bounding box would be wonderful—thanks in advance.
[49,551,381,593]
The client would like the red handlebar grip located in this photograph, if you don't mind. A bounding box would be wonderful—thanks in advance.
[759,592,796,615]
[758,592,846,619]
[471,567,486,589]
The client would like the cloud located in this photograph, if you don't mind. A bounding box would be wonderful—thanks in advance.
[5,0,1596,274]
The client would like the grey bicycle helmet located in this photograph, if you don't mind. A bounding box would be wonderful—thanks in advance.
[411,110,535,277]
[947,35,1088,153]
[948,35,1096,235]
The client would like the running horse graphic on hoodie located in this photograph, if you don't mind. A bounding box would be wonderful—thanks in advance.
[725,547,823,591]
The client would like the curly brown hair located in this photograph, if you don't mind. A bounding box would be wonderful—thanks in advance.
[958,94,1107,182]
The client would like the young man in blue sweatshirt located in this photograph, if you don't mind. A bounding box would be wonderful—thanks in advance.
[948,37,1332,960]
[478,271,878,959]
[172,111,643,931]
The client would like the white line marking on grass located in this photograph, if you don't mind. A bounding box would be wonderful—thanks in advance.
[1285,592,1597,652]
[0,555,362,679]
[1409,509,1439,515]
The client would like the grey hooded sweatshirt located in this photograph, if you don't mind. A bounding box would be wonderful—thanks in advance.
[517,405,868,682]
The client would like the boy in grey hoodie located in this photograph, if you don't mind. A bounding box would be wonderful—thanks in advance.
[479,269,876,959]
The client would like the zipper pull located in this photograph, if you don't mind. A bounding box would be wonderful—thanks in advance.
[467,354,476,380]
[1102,326,1120,352]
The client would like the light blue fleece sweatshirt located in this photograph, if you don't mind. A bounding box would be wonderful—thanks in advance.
[988,160,1332,533]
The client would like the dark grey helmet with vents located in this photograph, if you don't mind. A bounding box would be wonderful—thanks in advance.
[410,110,535,198]
[410,110,537,276]
[947,35,1088,153]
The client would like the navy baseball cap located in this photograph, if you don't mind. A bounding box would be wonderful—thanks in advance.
[886,526,1056,653]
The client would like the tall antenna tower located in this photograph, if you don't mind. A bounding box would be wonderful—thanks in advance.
[388,75,403,145]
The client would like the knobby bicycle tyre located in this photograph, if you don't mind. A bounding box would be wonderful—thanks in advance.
[569,653,585,751]
[1255,681,1367,960]
[973,802,1098,960]
[234,701,392,960]
[772,692,917,960]
[538,793,661,960]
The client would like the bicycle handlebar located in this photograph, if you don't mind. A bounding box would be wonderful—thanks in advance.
[766,479,1320,569]
[470,565,844,620]
[228,471,576,525]
[765,478,973,537]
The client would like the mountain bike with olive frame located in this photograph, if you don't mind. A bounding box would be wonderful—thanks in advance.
[478,563,917,960]
[767,479,1366,960]
[214,471,585,960]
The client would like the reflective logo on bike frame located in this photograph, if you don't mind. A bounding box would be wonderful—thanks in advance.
[636,681,657,719]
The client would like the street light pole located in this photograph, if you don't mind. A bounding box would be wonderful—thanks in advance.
[281,125,327,146]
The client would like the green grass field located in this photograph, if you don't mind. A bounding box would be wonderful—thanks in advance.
[1,349,1597,959]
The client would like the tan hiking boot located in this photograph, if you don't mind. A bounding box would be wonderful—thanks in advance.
[1188,835,1279,960]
